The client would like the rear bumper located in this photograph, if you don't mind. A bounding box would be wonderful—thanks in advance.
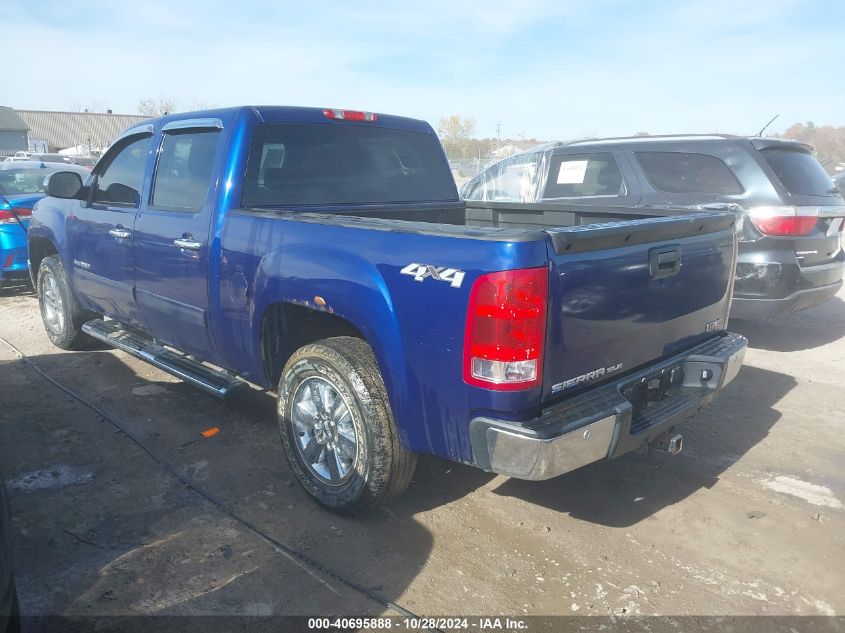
[469,332,746,480]
[731,280,842,319]
[732,244,844,318]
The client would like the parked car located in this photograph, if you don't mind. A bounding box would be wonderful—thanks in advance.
[24,153,73,166]
[461,135,845,319]
[68,156,97,170]
[0,477,18,633]
[0,163,89,290]
[30,107,745,512]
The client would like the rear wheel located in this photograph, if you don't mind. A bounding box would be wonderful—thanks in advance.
[37,255,97,350]
[277,336,416,513]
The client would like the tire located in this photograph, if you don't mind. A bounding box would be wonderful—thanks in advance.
[36,255,97,350]
[277,336,416,513]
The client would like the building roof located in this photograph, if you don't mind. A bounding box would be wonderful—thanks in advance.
[0,107,29,132]
[15,109,148,150]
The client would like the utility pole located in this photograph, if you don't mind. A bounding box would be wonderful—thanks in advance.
[496,121,501,151]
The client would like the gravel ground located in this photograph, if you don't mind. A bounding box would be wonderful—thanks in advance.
[0,287,843,621]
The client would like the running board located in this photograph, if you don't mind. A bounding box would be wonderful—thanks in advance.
[82,319,245,399]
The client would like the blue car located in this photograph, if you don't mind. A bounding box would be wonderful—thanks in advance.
[0,162,88,290]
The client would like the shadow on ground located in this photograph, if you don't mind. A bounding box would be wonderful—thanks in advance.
[490,364,796,527]
[0,350,493,618]
[0,283,34,298]
[731,296,844,352]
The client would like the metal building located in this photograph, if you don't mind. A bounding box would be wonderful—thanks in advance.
[13,109,148,154]
[0,107,29,155]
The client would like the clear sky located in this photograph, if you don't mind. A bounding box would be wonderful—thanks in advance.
[4,0,843,140]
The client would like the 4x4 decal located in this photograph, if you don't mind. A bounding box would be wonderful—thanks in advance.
[400,263,466,288]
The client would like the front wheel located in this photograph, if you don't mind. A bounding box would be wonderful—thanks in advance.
[37,255,96,350]
[277,337,416,513]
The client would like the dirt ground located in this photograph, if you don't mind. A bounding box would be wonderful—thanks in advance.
[1,287,843,621]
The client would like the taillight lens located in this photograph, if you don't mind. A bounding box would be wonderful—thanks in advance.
[464,267,548,390]
[749,207,816,236]
[323,109,378,122]
[0,206,32,224]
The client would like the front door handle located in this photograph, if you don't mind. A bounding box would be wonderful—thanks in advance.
[174,238,202,251]
[109,227,131,240]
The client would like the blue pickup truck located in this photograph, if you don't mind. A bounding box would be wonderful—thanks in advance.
[29,106,746,512]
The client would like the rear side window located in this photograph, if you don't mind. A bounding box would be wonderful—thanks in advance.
[466,154,540,202]
[242,124,456,207]
[151,130,220,211]
[543,153,626,199]
[635,152,743,195]
[93,135,152,206]
[760,147,838,197]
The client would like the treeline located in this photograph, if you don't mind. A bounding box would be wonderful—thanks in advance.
[437,115,845,171]
[778,122,845,173]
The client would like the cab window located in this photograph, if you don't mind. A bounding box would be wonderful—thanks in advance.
[151,130,220,211]
[92,135,152,206]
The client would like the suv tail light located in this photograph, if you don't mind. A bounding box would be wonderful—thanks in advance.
[464,267,548,390]
[749,206,816,236]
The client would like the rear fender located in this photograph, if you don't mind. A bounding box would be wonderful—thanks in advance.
[251,243,412,445]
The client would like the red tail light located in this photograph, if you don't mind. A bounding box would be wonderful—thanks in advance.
[749,207,816,236]
[0,206,32,224]
[464,267,548,390]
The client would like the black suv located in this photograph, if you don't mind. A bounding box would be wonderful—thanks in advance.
[461,135,845,319]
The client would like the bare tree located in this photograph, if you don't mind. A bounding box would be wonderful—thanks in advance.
[137,96,217,116]
[179,98,216,112]
[137,96,177,117]
[71,100,109,113]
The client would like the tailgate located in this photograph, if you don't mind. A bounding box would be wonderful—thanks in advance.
[542,212,736,403]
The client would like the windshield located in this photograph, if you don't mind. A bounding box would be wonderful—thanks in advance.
[0,168,55,195]
[760,147,838,197]
[242,123,457,207]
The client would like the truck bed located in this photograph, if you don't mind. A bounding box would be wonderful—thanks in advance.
[335,199,691,231]
[246,201,737,407]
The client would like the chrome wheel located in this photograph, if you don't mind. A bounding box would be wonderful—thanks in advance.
[291,376,358,485]
[41,271,65,337]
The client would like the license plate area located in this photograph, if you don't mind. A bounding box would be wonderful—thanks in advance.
[622,364,685,418]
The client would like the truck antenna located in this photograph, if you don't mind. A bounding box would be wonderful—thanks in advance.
[756,114,779,137]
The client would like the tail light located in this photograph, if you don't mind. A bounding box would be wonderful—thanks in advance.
[323,109,378,122]
[464,267,548,390]
[0,203,32,225]
[749,206,816,236]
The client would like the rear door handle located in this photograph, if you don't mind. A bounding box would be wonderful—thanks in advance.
[109,227,131,240]
[649,245,682,278]
[173,238,202,251]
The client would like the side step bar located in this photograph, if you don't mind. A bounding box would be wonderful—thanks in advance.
[82,319,245,399]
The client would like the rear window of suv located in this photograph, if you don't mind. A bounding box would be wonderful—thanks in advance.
[242,123,457,207]
[759,147,838,197]
[635,151,744,195]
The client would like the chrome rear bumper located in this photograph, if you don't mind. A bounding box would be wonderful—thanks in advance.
[470,332,747,480]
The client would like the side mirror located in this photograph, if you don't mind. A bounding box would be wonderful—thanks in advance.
[45,171,84,200]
